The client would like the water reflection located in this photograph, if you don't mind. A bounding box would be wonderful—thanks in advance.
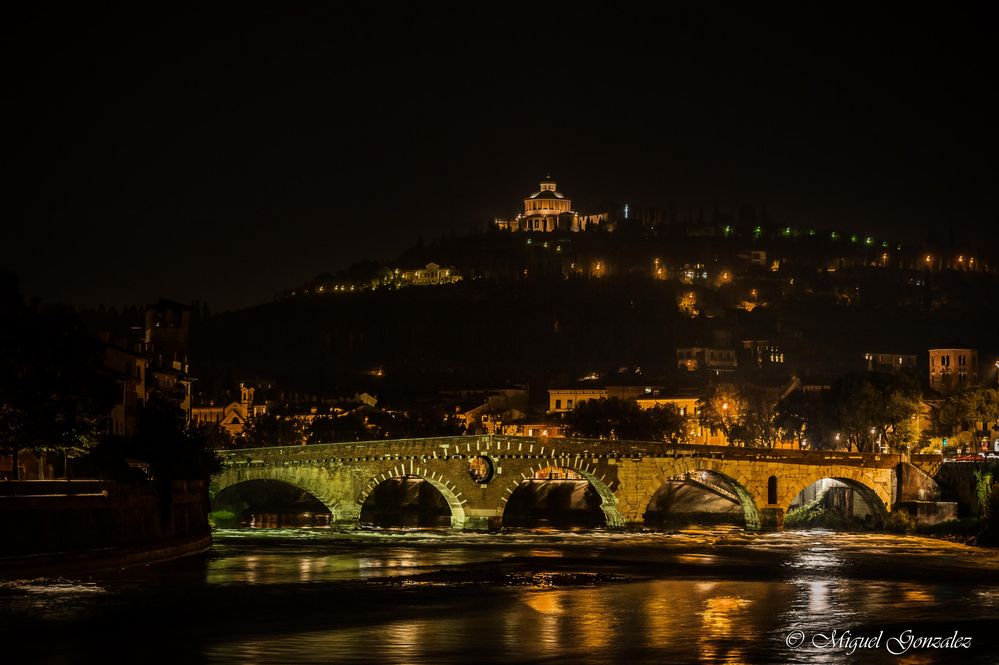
[4,529,999,664]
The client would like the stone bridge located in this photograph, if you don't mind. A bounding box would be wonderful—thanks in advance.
[213,435,944,530]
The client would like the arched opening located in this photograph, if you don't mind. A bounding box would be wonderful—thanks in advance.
[502,467,607,529]
[643,470,759,530]
[211,479,332,528]
[785,477,889,530]
[360,476,453,528]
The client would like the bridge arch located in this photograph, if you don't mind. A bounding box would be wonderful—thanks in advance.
[357,466,467,529]
[634,459,764,530]
[212,466,343,518]
[779,470,891,521]
[498,461,624,528]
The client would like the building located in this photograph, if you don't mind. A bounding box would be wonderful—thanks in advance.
[634,394,729,446]
[864,352,917,372]
[103,300,194,436]
[104,345,149,437]
[929,347,978,393]
[494,175,609,232]
[400,263,462,286]
[676,347,738,373]
[742,340,785,368]
[144,299,191,372]
[547,384,658,413]
[191,384,267,436]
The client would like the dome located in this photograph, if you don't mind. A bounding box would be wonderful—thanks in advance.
[528,189,564,200]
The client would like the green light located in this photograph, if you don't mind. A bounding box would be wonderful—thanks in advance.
[881,241,889,248]
[808,229,816,236]
[831,231,839,240]
[753,225,762,237]
[723,225,732,236]
[864,237,873,245]
[850,234,858,243]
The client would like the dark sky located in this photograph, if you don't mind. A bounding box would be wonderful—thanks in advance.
[4,4,996,311]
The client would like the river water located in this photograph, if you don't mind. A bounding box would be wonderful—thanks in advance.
[3,527,999,664]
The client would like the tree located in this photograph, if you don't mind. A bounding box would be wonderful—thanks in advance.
[699,384,787,448]
[565,397,648,439]
[645,403,692,443]
[775,389,838,450]
[0,275,115,478]
[305,413,369,444]
[563,397,688,441]
[698,384,746,443]
[830,372,923,453]
[130,395,222,482]
[240,413,304,448]
[938,388,999,440]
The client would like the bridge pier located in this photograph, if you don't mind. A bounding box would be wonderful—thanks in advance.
[458,508,503,530]
[332,502,362,527]
[758,507,785,531]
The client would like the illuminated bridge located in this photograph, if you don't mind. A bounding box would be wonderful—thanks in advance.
[213,435,944,530]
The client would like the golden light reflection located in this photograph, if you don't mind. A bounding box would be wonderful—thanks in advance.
[902,587,934,603]
[699,595,754,664]
[571,589,614,649]
[523,591,564,615]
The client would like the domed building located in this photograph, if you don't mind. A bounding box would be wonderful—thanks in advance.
[494,176,608,232]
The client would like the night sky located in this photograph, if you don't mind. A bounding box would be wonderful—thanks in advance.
[4,4,996,311]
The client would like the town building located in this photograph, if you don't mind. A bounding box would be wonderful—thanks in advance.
[104,300,194,436]
[634,394,729,446]
[191,384,267,436]
[547,384,658,413]
[864,352,917,372]
[676,347,738,373]
[929,347,978,393]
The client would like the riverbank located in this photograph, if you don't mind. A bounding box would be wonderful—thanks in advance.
[0,479,211,578]
[0,533,212,579]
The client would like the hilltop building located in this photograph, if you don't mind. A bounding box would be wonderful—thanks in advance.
[494,175,610,232]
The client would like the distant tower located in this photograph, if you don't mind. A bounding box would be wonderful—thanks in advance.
[144,299,191,369]
[240,384,255,411]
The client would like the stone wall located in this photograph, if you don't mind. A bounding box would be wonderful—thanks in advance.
[0,480,210,558]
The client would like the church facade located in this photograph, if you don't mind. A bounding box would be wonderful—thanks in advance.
[494,175,609,232]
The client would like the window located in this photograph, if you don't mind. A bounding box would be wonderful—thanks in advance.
[567,399,574,409]
[767,476,778,504]
[555,399,562,410]
[959,355,966,366]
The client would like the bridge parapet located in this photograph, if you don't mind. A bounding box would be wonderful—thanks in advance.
[219,435,905,469]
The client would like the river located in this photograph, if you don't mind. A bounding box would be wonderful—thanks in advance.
[3,527,999,664]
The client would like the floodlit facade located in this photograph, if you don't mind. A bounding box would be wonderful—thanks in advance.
[494,175,609,232]
[928,347,978,393]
